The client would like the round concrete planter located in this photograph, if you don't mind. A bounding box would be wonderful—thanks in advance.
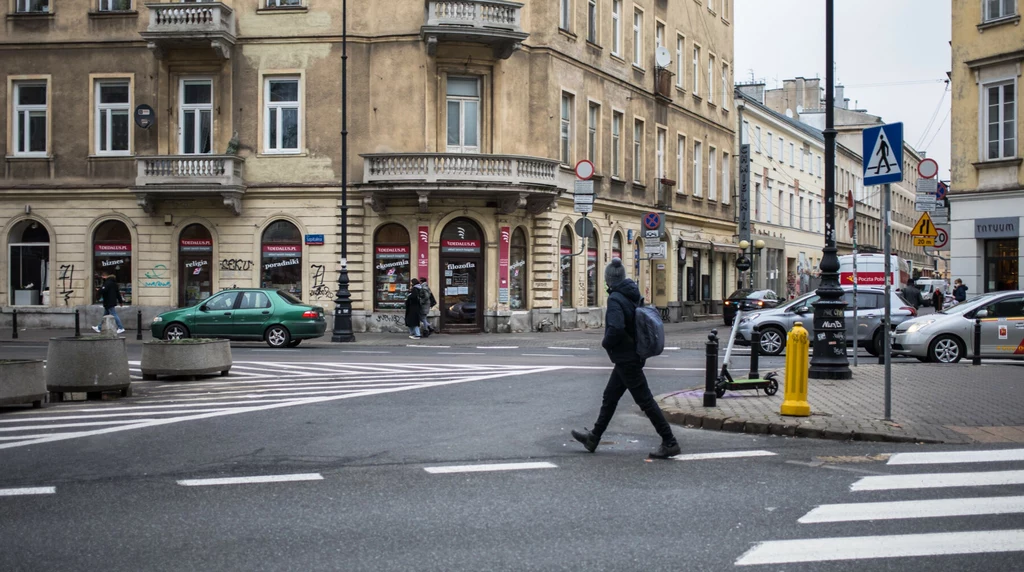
[46,337,131,395]
[0,359,46,408]
[141,338,232,380]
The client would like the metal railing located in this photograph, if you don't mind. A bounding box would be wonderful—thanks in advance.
[363,153,559,187]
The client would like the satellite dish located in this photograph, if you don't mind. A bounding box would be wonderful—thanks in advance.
[796,104,804,113]
[785,108,794,118]
[655,46,671,69]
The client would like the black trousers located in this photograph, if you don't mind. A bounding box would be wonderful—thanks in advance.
[592,360,676,444]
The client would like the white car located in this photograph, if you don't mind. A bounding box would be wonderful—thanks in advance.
[892,291,1024,363]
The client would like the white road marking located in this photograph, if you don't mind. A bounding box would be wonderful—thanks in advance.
[437,352,484,355]
[0,487,55,496]
[851,470,1024,491]
[735,530,1024,566]
[547,347,590,351]
[337,350,391,354]
[177,473,323,487]
[476,346,519,349]
[407,345,450,348]
[663,346,680,350]
[888,448,1024,465]
[671,450,777,462]
[799,495,1024,523]
[249,349,300,352]
[424,462,557,474]
[522,354,571,357]
[0,345,48,349]
[0,420,150,432]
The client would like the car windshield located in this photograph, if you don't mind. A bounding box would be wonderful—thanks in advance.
[728,289,755,299]
[939,293,1001,315]
[276,290,303,305]
[778,293,816,311]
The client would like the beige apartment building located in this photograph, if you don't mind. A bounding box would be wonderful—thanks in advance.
[1,0,737,334]
[949,0,1022,294]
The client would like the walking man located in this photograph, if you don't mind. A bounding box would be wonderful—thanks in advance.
[902,278,923,310]
[417,276,435,336]
[572,258,681,459]
[93,270,125,334]
[405,279,423,339]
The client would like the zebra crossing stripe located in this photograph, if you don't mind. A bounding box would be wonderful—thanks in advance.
[177,473,323,487]
[0,487,55,496]
[888,448,1024,465]
[735,530,1024,566]
[851,470,1024,491]
[799,495,1024,523]
[671,450,776,462]
[424,462,557,474]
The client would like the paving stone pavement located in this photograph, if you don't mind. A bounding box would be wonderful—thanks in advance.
[657,362,1024,444]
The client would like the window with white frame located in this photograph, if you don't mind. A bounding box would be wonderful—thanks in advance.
[587,0,597,43]
[264,77,300,153]
[789,142,794,165]
[560,92,574,165]
[633,118,644,182]
[722,62,729,110]
[655,21,664,51]
[692,46,700,96]
[633,8,643,67]
[707,54,715,104]
[611,0,622,56]
[766,131,773,158]
[754,182,761,221]
[587,101,599,164]
[95,80,130,155]
[984,0,1016,21]
[799,197,805,229]
[656,127,666,179]
[817,155,822,177]
[693,140,703,196]
[676,34,684,87]
[983,80,1016,160]
[722,0,730,20]
[612,111,623,177]
[560,0,571,31]
[16,0,49,12]
[99,0,133,10]
[741,120,749,145]
[722,151,730,203]
[765,180,772,223]
[778,189,784,223]
[754,125,761,152]
[708,146,717,200]
[180,79,213,155]
[676,134,686,192]
[777,137,783,161]
[447,76,480,153]
[789,193,794,227]
[799,147,805,171]
[266,0,303,7]
[12,81,48,156]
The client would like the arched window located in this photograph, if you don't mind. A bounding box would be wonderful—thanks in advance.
[179,224,213,307]
[560,226,574,308]
[261,220,302,295]
[586,228,600,306]
[8,220,50,306]
[634,237,643,281]
[612,232,623,260]
[93,220,132,305]
[509,227,528,310]
[374,223,411,311]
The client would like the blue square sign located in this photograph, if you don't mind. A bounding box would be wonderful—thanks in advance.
[863,122,903,186]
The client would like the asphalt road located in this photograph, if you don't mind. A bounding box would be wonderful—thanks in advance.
[2,343,1022,571]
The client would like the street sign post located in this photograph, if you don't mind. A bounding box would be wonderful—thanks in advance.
[917,158,938,179]
[862,123,904,186]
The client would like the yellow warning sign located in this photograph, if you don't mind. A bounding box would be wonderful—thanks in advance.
[914,237,936,247]
[911,212,938,237]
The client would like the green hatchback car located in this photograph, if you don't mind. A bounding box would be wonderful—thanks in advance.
[151,289,327,348]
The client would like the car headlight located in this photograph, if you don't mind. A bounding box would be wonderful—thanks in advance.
[905,319,935,334]
[152,316,163,323]
[740,313,761,324]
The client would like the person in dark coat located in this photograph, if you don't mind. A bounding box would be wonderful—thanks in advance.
[93,271,125,333]
[404,279,423,339]
[902,278,923,309]
[932,287,944,312]
[417,276,434,336]
[571,258,681,459]
[953,279,968,303]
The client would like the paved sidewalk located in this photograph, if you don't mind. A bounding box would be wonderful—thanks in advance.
[657,362,1024,445]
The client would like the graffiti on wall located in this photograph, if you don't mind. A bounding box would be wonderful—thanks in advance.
[309,264,334,299]
[58,264,75,305]
[220,259,253,271]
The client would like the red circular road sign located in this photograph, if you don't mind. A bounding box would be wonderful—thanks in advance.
[574,160,595,180]
[934,227,949,249]
[918,158,939,179]
[643,212,661,230]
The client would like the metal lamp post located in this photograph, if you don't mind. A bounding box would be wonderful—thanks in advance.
[331,0,355,343]
[738,239,766,289]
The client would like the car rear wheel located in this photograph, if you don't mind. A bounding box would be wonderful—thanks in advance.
[163,323,189,341]
[265,325,291,348]
[928,335,964,364]
[758,327,786,356]
[865,330,885,357]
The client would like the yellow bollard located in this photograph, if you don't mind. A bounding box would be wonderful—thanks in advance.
[780,321,811,416]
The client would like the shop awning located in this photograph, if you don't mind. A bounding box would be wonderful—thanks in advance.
[712,242,742,254]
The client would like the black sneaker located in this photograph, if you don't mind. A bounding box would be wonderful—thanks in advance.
[571,429,600,453]
[648,442,681,459]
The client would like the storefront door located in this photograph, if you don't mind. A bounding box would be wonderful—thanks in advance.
[179,224,213,307]
[439,218,483,332]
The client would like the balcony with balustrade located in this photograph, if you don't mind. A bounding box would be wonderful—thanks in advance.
[360,153,568,215]
[133,155,246,215]
[140,2,236,59]
[421,0,528,60]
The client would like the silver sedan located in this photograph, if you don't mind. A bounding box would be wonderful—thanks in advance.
[893,291,1024,363]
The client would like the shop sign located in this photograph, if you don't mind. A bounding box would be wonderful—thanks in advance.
[376,245,410,260]
[95,243,132,257]
[101,259,126,268]
[441,239,481,254]
[262,244,301,258]
[304,234,324,245]
[418,226,429,278]
[975,217,1019,239]
[498,226,510,303]
[180,239,212,253]
[263,257,300,270]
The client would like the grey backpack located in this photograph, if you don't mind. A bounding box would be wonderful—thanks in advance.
[634,298,665,359]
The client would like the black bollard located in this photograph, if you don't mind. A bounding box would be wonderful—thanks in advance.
[12,308,17,339]
[74,309,80,337]
[748,326,761,380]
[703,329,719,407]
[973,317,982,366]
[137,309,143,340]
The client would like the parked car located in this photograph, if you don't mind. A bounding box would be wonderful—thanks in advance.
[723,289,781,326]
[735,286,916,356]
[893,290,1024,363]
[151,289,327,348]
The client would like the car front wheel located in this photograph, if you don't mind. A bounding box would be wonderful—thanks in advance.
[163,323,189,341]
[758,327,786,356]
[265,325,291,348]
[928,335,964,364]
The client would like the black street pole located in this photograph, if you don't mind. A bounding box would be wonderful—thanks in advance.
[808,0,851,379]
[331,0,355,343]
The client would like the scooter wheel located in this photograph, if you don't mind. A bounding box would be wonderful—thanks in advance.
[715,386,726,398]
[765,379,779,396]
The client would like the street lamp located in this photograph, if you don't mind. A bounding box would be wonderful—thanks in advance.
[738,239,766,289]
[331,0,355,343]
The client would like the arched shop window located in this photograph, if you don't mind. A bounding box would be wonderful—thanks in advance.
[634,238,642,279]
[586,228,600,306]
[560,226,574,308]
[509,227,528,310]
[93,220,132,305]
[8,220,50,306]
[261,220,302,296]
[374,223,411,311]
[612,232,623,261]
[179,224,213,307]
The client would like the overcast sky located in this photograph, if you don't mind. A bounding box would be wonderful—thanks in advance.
[734,0,952,181]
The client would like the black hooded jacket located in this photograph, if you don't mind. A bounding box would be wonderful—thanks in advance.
[602,278,642,364]
[98,275,124,308]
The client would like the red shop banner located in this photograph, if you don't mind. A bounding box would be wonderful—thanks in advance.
[498,226,510,303]
[418,225,429,278]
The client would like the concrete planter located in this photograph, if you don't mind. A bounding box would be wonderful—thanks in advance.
[46,337,131,396]
[141,338,232,380]
[0,359,46,408]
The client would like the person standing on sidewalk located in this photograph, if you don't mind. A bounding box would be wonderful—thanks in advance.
[902,278,923,310]
[417,276,435,337]
[571,258,681,459]
[932,287,944,313]
[953,279,968,303]
[93,271,125,334]
[405,279,423,339]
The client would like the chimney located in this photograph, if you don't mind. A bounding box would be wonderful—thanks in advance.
[835,84,845,109]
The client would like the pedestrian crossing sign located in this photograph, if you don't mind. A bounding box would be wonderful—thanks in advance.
[863,122,903,186]
[911,212,938,237]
